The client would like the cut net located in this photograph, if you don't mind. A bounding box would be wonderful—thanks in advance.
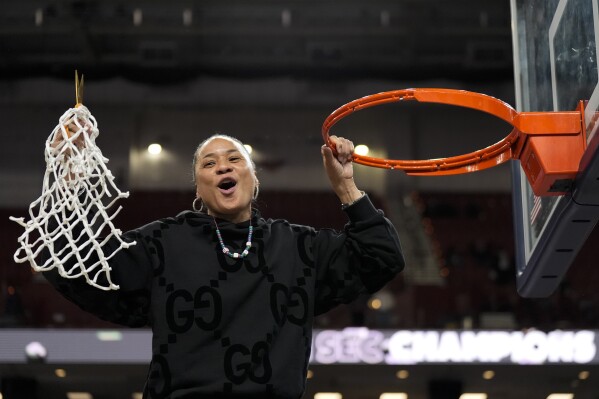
[10,105,135,290]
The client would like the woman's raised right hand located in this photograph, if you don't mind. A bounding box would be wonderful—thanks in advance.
[50,119,88,152]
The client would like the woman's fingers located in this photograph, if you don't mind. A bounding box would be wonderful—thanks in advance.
[329,135,355,163]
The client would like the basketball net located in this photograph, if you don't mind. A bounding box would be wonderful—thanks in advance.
[10,104,135,291]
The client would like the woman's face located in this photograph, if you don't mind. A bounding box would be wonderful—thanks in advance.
[194,138,256,223]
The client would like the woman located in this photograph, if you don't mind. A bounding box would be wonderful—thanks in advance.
[44,133,405,399]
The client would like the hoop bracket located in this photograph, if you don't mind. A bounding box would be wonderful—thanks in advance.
[322,88,586,196]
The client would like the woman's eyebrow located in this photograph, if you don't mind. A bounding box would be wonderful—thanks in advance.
[201,149,239,159]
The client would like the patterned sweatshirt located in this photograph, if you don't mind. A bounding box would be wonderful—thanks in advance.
[43,195,405,399]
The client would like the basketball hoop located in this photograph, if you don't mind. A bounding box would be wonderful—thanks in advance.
[322,88,586,196]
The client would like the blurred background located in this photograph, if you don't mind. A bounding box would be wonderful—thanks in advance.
[1,1,599,399]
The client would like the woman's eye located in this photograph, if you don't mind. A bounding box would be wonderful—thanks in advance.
[203,161,215,168]
[230,156,240,162]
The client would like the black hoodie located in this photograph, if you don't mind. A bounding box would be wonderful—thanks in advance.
[43,194,404,399]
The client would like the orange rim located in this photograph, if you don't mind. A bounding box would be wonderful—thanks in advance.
[322,88,522,175]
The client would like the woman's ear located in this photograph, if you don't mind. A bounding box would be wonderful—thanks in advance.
[253,178,260,200]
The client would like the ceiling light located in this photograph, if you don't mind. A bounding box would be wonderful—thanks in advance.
[354,144,370,156]
[368,298,382,310]
[133,9,143,26]
[380,10,391,27]
[547,394,574,399]
[244,144,253,155]
[314,393,342,399]
[380,394,407,399]
[147,143,162,155]
[578,370,590,380]
[482,370,495,380]
[459,394,487,399]
[183,9,193,26]
[67,393,92,399]
[281,9,292,27]
[132,394,143,399]
[34,9,43,26]
[396,369,409,379]
[55,369,67,378]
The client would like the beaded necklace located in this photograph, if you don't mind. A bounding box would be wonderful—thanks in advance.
[213,217,253,259]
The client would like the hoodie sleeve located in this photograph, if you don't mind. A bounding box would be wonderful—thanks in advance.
[42,223,156,327]
[312,194,405,315]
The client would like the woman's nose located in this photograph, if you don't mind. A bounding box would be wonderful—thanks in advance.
[216,161,233,174]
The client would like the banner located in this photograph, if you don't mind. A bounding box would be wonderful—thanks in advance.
[311,328,597,365]
[0,328,596,365]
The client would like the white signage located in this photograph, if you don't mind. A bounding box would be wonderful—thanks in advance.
[311,328,597,365]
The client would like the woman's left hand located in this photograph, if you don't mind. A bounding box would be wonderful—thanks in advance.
[321,136,363,205]
[322,135,354,179]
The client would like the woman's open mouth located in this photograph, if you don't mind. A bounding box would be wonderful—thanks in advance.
[218,178,237,195]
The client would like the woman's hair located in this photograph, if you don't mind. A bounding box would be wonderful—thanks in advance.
[192,134,256,184]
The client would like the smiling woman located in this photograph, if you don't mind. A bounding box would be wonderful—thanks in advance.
[40,131,405,399]
[192,135,258,223]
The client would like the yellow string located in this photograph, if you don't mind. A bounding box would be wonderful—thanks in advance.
[75,70,84,108]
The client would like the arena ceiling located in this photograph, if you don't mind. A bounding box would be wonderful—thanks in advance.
[0,0,513,83]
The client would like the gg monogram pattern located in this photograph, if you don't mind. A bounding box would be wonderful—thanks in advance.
[43,195,404,399]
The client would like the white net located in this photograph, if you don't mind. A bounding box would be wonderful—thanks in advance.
[10,105,135,291]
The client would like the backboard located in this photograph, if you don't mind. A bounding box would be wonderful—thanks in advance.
[511,0,599,296]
